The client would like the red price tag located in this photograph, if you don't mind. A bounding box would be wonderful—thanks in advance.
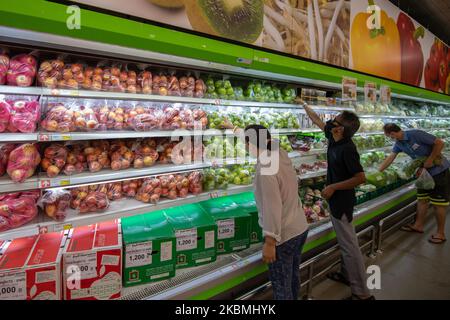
[39,180,51,188]
[39,226,48,234]
[38,134,49,142]
[209,192,219,199]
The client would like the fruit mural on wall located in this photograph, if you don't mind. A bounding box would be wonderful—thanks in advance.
[424,39,450,94]
[350,0,449,94]
[351,0,401,81]
[396,12,424,86]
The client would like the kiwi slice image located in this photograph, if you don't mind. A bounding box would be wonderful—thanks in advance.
[148,0,185,9]
[184,0,264,43]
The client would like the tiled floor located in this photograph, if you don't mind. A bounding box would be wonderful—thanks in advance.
[311,209,450,300]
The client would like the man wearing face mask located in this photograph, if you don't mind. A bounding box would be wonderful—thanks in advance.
[379,123,448,244]
[302,101,374,300]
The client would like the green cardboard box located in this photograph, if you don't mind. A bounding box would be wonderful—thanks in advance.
[122,211,176,287]
[228,192,263,244]
[164,203,217,269]
[199,197,251,254]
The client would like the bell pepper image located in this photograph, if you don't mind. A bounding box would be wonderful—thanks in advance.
[351,0,401,81]
[397,12,424,86]
[424,38,447,92]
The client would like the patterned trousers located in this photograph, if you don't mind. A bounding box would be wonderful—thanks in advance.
[268,230,309,300]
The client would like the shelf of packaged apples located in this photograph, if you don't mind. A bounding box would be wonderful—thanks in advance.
[0,183,254,241]
[2,132,318,194]
[0,160,259,237]
[0,94,311,143]
[0,85,355,111]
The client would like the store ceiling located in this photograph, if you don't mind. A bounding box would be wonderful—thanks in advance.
[390,0,450,45]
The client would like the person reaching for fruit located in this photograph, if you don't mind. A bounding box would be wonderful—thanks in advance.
[302,99,374,300]
[239,124,308,300]
[379,123,449,244]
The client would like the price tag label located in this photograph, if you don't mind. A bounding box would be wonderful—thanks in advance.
[160,241,173,262]
[69,90,80,97]
[0,271,26,300]
[204,230,215,249]
[53,223,72,232]
[209,192,219,199]
[52,134,72,141]
[125,241,152,268]
[39,180,51,188]
[214,99,221,106]
[217,219,235,240]
[50,89,60,96]
[38,134,50,142]
[44,178,70,188]
[380,85,391,104]
[342,77,357,102]
[175,228,197,251]
[64,252,97,280]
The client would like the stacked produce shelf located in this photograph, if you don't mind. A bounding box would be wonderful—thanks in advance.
[0,41,449,301]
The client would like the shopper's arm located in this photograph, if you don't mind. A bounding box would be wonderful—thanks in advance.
[424,138,445,168]
[379,152,398,172]
[322,172,366,200]
[298,100,325,131]
[257,174,282,263]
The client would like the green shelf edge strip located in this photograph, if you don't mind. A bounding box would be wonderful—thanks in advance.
[0,0,449,103]
[189,189,416,300]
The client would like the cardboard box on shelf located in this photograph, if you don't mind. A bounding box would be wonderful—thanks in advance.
[122,211,176,287]
[164,203,217,269]
[0,232,67,300]
[199,197,251,254]
[228,192,262,244]
[62,220,122,300]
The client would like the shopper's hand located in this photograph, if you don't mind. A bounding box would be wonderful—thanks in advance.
[262,242,276,264]
[321,185,335,200]
[221,118,235,130]
[423,158,433,169]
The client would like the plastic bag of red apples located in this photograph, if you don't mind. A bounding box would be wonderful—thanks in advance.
[38,57,207,97]
[0,190,40,232]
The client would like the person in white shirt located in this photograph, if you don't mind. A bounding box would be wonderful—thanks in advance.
[244,124,309,300]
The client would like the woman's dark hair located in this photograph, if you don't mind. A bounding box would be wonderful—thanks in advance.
[340,111,360,138]
[383,123,402,134]
[244,124,272,151]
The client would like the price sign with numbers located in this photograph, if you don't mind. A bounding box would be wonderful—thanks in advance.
[217,219,235,240]
[0,271,26,300]
[175,228,197,251]
[64,252,97,280]
[125,241,152,268]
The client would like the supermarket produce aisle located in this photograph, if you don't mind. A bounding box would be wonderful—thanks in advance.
[312,209,450,300]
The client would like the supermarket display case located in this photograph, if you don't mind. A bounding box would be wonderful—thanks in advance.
[0,1,449,300]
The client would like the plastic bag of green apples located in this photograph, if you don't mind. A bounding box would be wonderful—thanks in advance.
[204,137,247,161]
[229,164,255,186]
[207,109,299,130]
[202,167,231,191]
[203,78,297,103]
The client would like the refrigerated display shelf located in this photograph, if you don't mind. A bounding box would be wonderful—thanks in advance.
[0,184,254,241]
[0,151,303,193]
[0,133,39,143]
[0,85,355,112]
[359,115,450,120]
[0,176,39,193]
[119,182,416,300]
